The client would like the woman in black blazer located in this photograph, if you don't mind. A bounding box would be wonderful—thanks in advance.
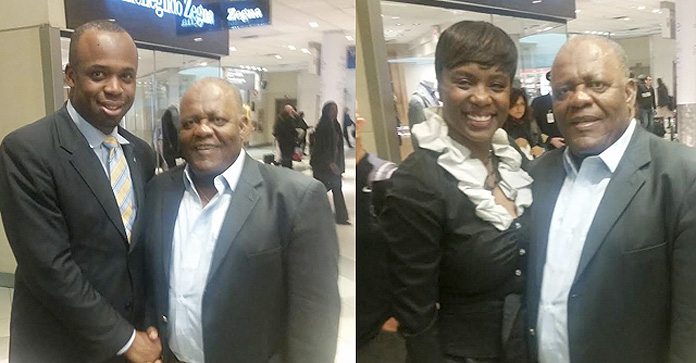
[380,21,532,363]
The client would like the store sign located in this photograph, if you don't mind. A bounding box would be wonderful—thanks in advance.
[221,0,271,29]
[65,0,229,55]
[391,0,575,21]
[115,0,215,28]
[224,68,256,90]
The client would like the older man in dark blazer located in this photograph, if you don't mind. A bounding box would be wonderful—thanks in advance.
[0,21,160,362]
[142,78,340,363]
[527,35,696,363]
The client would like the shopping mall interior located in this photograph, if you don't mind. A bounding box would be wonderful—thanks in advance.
[0,0,694,361]
[358,0,683,161]
[0,0,355,362]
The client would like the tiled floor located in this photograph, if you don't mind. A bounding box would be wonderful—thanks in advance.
[0,286,10,363]
[0,146,356,363]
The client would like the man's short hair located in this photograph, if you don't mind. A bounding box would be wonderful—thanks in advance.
[435,21,518,83]
[560,36,630,79]
[68,20,129,67]
[180,78,243,125]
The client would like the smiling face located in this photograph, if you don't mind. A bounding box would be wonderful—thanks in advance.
[65,29,137,134]
[439,62,511,149]
[179,81,250,180]
[551,37,636,157]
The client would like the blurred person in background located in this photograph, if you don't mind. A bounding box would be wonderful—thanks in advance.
[504,87,544,160]
[311,101,350,225]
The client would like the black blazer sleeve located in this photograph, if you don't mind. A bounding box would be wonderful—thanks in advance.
[0,133,134,360]
[285,179,341,363]
[380,155,446,363]
[669,175,696,362]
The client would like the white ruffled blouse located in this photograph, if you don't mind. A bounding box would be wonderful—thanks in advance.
[411,107,534,231]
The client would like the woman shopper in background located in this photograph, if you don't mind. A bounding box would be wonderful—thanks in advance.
[311,101,350,225]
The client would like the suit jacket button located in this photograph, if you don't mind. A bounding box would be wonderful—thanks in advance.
[515,269,522,276]
[519,248,526,256]
[529,328,535,336]
[162,315,168,323]
[125,302,132,311]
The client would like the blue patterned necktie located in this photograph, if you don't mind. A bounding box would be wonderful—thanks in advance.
[103,136,135,242]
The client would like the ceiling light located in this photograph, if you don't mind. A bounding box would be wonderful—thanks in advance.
[200,62,208,66]
[108,18,116,22]
[584,30,591,34]
[262,68,268,72]
[637,6,646,10]
[380,14,384,17]
[346,35,354,41]
[274,54,282,59]
[532,0,542,3]
[610,33,615,36]
[395,23,403,26]
[575,10,581,14]
[301,48,311,54]
[652,9,661,13]
[623,17,630,21]
[544,26,553,31]
[288,45,296,50]
[193,37,203,42]
[309,22,319,28]
[229,47,237,51]
[591,31,598,34]
[391,16,400,20]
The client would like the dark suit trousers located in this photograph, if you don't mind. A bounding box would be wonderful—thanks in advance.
[317,173,349,223]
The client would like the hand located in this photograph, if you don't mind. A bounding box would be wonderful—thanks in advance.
[550,137,566,149]
[531,146,545,157]
[125,327,162,363]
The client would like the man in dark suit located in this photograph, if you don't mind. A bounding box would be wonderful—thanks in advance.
[531,71,565,150]
[527,35,696,363]
[0,20,160,362]
[142,78,340,363]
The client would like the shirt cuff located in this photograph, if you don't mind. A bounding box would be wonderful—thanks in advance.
[117,330,136,356]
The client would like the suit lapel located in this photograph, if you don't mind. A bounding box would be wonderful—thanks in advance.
[573,127,650,284]
[57,108,128,242]
[532,151,567,292]
[207,156,262,284]
[162,169,185,284]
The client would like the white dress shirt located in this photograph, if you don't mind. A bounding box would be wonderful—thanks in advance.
[537,120,636,363]
[168,151,246,363]
[66,100,137,355]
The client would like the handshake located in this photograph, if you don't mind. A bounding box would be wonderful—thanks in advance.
[125,327,163,363]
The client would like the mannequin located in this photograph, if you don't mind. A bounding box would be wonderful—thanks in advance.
[408,80,439,128]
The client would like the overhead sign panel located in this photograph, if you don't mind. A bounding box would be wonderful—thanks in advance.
[221,0,271,29]
[390,0,575,21]
[65,0,230,55]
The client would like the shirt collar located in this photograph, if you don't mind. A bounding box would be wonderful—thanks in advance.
[183,150,246,196]
[563,118,637,176]
[66,100,129,148]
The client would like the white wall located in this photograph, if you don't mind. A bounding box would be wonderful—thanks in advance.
[260,71,299,143]
[344,68,357,124]
[297,71,321,126]
[615,36,651,76]
[0,26,49,273]
[650,33,676,94]
[403,62,437,99]
[1,0,65,31]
